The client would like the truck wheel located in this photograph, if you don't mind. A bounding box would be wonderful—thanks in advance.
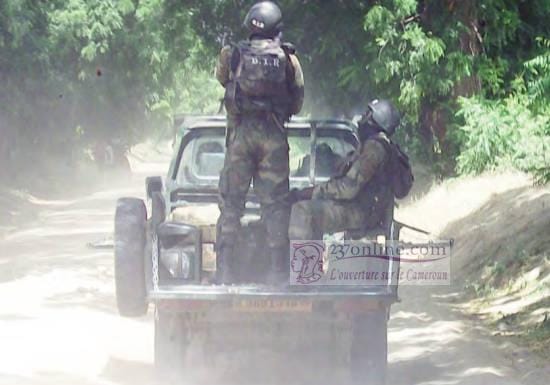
[154,310,189,381]
[114,198,148,317]
[350,309,388,385]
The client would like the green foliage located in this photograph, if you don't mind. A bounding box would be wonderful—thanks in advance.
[1,0,549,185]
[524,37,550,108]
[456,97,519,173]
[456,96,550,184]
[361,3,449,117]
[0,0,220,181]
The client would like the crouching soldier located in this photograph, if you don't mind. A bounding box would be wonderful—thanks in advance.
[288,99,413,241]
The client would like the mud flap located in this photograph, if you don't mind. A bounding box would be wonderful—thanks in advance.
[154,310,189,381]
[350,308,388,385]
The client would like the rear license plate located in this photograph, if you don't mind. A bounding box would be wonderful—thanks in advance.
[233,299,312,313]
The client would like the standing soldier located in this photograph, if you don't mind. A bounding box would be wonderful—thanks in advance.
[215,1,305,284]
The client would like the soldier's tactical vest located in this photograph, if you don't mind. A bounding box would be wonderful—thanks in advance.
[225,39,291,115]
[355,135,394,228]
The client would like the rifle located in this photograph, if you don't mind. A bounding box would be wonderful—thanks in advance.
[393,220,454,248]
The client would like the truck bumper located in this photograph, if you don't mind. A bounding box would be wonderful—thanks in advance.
[149,285,398,314]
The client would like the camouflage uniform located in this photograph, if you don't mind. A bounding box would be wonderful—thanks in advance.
[215,38,304,278]
[289,133,392,240]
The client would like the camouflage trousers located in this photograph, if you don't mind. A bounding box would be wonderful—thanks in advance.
[217,114,290,260]
[289,199,366,241]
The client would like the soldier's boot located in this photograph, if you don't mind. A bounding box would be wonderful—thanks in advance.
[266,246,289,287]
[215,244,236,285]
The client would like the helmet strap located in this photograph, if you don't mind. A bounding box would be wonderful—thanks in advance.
[358,121,381,142]
[250,28,280,40]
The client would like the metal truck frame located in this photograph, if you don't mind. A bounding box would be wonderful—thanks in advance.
[114,116,401,385]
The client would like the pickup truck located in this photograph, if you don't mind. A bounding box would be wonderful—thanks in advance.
[114,116,401,385]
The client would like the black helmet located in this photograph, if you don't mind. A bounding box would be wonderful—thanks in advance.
[244,1,283,37]
[367,99,401,136]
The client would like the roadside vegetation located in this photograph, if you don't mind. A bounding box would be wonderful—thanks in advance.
[1,0,548,186]
[469,252,550,357]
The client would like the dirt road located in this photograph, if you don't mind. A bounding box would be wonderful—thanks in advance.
[0,150,547,385]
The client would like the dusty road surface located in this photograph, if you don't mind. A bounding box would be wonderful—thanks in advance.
[0,148,547,385]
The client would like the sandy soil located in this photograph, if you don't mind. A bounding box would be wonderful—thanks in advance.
[0,145,548,385]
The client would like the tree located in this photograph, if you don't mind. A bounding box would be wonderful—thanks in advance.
[0,0,217,182]
[1,0,548,183]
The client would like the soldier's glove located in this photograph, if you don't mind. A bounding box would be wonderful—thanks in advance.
[335,151,355,177]
[286,187,314,204]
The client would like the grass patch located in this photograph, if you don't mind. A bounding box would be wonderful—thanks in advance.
[520,314,550,356]
[464,253,550,358]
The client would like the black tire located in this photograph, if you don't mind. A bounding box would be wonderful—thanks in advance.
[154,310,189,381]
[114,197,148,317]
[350,309,388,385]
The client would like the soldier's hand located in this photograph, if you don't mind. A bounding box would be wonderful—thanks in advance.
[335,152,354,176]
[286,187,314,204]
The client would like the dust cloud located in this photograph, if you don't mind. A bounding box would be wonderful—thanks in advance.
[0,142,548,385]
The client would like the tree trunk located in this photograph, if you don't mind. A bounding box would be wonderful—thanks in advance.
[420,0,482,158]
[451,0,482,98]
